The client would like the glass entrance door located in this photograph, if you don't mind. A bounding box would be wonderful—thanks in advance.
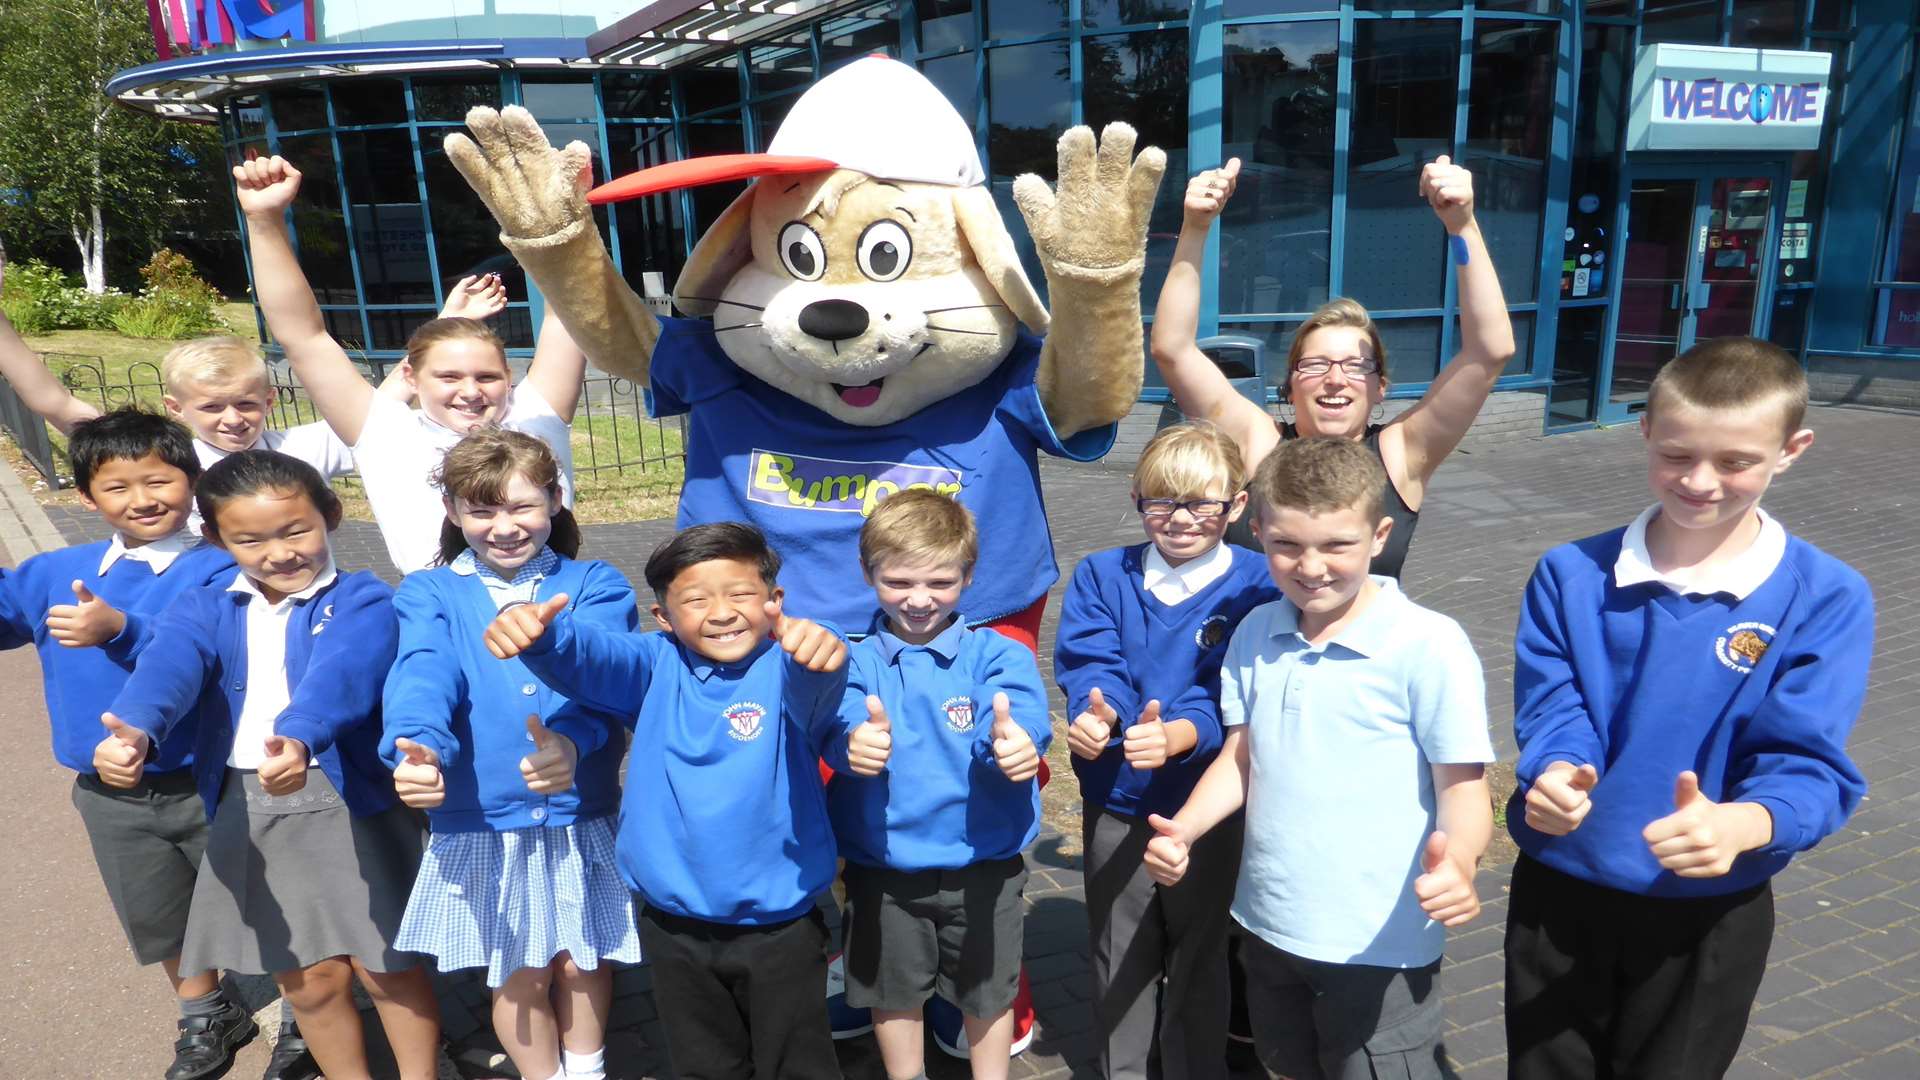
[1596,167,1780,423]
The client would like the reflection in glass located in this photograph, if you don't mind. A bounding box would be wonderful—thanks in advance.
[821,3,901,68]
[1084,30,1188,307]
[922,52,980,123]
[322,309,365,350]
[987,0,1066,41]
[1563,24,1629,301]
[754,97,799,151]
[1548,305,1605,426]
[1641,0,1722,45]
[277,135,358,306]
[1376,318,1443,386]
[368,310,440,351]
[522,78,599,121]
[1216,322,1301,396]
[989,40,1070,297]
[1081,0,1186,27]
[1478,0,1557,11]
[1730,0,1803,46]
[1465,21,1557,301]
[1614,179,1694,406]
[271,87,328,133]
[1345,20,1456,311]
[751,35,815,95]
[1696,177,1770,341]
[1222,0,1329,15]
[1356,0,1455,10]
[332,79,407,126]
[1221,20,1335,316]
[413,77,504,122]
[607,124,689,297]
[231,97,266,139]
[338,130,435,305]
[602,72,673,120]
[686,121,748,239]
[917,0,976,54]
[422,131,523,302]
[1452,312,1532,378]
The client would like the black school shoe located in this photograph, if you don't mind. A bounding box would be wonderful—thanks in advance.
[164,1004,258,1080]
[259,1020,321,1080]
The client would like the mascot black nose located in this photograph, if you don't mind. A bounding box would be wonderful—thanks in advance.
[798,299,870,341]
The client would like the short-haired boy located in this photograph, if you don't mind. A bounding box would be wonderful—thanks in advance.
[1504,337,1873,1078]
[1144,436,1494,1080]
[0,409,255,1079]
[484,522,851,1080]
[824,488,1051,1080]
[1054,421,1275,1080]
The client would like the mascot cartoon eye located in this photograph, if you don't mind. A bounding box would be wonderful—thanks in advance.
[856,220,913,283]
[779,221,827,281]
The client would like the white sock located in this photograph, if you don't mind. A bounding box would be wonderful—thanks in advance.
[538,1070,566,1080]
[562,1047,606,1080]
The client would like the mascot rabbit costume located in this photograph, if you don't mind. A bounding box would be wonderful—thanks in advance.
[446,56,1164,647]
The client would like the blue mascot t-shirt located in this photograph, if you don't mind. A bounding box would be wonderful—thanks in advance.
[647,316,1115,629]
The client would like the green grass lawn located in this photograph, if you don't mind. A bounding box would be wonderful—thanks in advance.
[18,302,685,524]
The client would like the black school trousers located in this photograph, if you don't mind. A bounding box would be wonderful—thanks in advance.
[637,903,841,1080]
[1504,854,1773,1080]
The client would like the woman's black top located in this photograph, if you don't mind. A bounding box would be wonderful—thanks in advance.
[1223,422,1421,580]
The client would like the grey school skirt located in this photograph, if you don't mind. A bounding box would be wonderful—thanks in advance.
[180,768,425,977]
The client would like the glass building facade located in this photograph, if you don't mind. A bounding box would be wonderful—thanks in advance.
[111,0,1920,435]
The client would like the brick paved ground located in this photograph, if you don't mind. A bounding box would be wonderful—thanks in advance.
[37,403,1920,1078]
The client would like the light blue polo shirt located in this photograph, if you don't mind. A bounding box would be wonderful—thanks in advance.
[1221,578,1494,968]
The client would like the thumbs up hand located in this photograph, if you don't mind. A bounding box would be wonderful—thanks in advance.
[391,737,446,808]
[847,695,894,777]
[1642,771,1774,878]
[766,600,847,672]
[520,715,579,794]
[990,693,1039,783]
[1419,154,1477,234]
[1142,813,1193,886]
[1523,761,1600,836]
[1123,699,1170,771]
[485,594,569,659]
[1412,830,1481,926]
[93,712,151,788]
[1067,687,1118,761]
[258,735,310,796]
[47,580,128,648]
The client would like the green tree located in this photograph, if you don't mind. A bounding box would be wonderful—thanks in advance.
[0,0,223,293]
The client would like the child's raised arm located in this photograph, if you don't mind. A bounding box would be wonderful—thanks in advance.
[0,266,100,434]
[522,308,589,424]
[236,156,377,445]
[495,595,660,722]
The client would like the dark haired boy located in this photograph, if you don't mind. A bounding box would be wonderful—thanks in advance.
[1504,337,1874,1078]
[0,409,256,1079]
[485,521,851,1079]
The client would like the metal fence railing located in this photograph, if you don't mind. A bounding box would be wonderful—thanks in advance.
[39,354,688,486]
[0,363,59,482]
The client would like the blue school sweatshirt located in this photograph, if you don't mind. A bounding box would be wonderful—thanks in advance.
[381,556,636,832]
[109,570,402,819]
[1054,543,1278,818]
[519,615,849,925]
[1510,529,1873,897]
[822,616,1053,871]
[0,539,234,775]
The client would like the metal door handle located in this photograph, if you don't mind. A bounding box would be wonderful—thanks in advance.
[1670,284,1683,310]
[1693,283,1711,310]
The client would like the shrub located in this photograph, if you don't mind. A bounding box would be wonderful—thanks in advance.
[0,260,126,332]
[110,249,228,340]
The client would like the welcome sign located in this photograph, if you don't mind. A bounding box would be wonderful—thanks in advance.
[1627,44,1832,151]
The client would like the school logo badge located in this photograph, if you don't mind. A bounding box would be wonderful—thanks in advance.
[943,696,976,733]
[724,701,768,742]
[311,603,335,635]
[1715,622,1776,674]
[1196,614,1231,649]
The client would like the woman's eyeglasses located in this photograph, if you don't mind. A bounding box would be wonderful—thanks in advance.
[1294,357,1380,377]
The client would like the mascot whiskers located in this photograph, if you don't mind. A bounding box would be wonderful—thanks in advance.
[446,56,1164,642]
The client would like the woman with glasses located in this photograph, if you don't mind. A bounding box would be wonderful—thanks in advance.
[1149,156,1517,578]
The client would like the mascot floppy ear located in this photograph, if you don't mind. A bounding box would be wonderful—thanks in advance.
[953,186,1050,336]
[671,184,757,317]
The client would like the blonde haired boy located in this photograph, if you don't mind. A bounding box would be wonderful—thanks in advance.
[1504,336,1872,1078]
[827,488,1052,1080]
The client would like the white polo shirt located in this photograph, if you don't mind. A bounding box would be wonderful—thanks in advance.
[224,562,336,768]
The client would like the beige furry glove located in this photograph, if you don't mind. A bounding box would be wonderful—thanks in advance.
[1013,123,1165,438]
[444,106,659,381]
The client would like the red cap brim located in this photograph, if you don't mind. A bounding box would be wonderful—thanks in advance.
[586,154,840,204]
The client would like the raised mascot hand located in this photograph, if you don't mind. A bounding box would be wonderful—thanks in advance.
[1012,123,1166,286]
[443,108,595,246]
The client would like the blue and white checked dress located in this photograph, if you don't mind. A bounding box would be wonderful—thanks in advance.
[394,548,642,987]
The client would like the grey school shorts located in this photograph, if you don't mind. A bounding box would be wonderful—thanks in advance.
[71,769,208,965]
[1236,926,1447,1080]
[842,855,1027,1019]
